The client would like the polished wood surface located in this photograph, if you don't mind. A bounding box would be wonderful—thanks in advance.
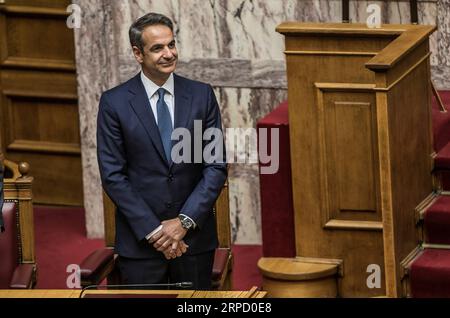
[257,257,339,298]
[215,181,231,249]
[3,158,35,264]
[0,288,266,298]
[0,0,83,206]
[2,156,37,286]
[258,257,338,281]
[377,41,434,297]
[262,277,337,298]
[277,23,435,297]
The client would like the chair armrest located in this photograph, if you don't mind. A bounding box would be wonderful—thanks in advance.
[79,248,115,286]
[212,248,231,283]
[10,264,34,289]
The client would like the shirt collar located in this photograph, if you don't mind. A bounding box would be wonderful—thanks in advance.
[140,71,174,99]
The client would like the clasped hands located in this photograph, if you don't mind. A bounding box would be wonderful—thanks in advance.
[148,218,188,259]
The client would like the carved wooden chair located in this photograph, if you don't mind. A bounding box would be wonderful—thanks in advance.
[0,157,36,289]
[80,182,233,290]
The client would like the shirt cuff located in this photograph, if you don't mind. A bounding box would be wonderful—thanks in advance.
[146,225,162,241]
[179,213,197,229]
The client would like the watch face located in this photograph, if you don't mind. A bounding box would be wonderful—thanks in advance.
[183,218,193,229]
[180,216,193,229]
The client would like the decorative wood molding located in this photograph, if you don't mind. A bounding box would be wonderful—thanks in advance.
[316,83,380,229]
[399,245,422,297]
[400,245,422,275]
[314,82,376,92]
[316,85,332,229]
[422,243,450,250]
[0,5,69,17]
[324,219,383,231]
[285,50,377,56]
[2,57,76,72]
[277,22,405,36]
[3,159,35,264]
[3,89,78,101]
[373,53,431,91]
[7,140,81,155]
[415,191,439,223]
[365,25,436,70]
[375,90,398,297]
[295,256,344,277]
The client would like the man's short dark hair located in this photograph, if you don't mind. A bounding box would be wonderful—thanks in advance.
[129,13,174,52]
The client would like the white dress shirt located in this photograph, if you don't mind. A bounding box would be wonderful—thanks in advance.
[140,71,175,126]
[140,72,196,242]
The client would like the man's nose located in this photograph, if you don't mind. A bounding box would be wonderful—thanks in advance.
[162,47,174,59]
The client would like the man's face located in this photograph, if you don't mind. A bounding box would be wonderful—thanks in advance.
[133,24,178,80]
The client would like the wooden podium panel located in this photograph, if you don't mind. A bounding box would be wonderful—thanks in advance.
[277,23,436,297]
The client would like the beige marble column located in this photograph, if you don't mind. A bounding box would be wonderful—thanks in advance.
[74,0,449,242]
[73,0,121,238]
[433,0,450,89]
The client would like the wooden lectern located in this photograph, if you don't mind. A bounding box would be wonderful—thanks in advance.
[261,23,436,297]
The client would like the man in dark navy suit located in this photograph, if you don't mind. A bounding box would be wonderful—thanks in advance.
[97,13,227,289]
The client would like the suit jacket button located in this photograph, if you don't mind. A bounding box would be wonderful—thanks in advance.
[166,202,172,208]
[168,174,173,182]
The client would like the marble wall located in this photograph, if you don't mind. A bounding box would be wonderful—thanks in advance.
[74,0,450,243]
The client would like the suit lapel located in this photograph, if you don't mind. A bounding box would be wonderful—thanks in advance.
[170,74,193,169]
[174,73,192,130]
[128,74,168,166]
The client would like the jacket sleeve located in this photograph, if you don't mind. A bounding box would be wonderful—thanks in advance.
[97,93,161,241]
[180,85,228,228]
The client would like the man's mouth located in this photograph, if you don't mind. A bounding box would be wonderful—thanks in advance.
[160,60,176,66]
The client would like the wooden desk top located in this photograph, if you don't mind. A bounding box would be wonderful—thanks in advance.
[0,287,266,298]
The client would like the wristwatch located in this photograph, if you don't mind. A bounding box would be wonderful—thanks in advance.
[178,214,194,230]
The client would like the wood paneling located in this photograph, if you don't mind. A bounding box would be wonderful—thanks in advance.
[384,54,434,296]
[6,152,83,205]
[317,90,380,224]
[277,23,435,297]
[285,35,394,54]
[6,97,79,146]
[282,50,385,297]
[1,0,71,9]
[5,15,74,62]
[0,0,82,206]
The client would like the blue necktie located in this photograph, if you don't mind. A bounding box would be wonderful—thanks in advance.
[156,88,173,164]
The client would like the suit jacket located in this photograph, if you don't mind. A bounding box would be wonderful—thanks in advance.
[97,73,227,259]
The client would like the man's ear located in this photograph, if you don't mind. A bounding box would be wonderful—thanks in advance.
[132,46,144,64]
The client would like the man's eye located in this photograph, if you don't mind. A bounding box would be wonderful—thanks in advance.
[169,42,175,48]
